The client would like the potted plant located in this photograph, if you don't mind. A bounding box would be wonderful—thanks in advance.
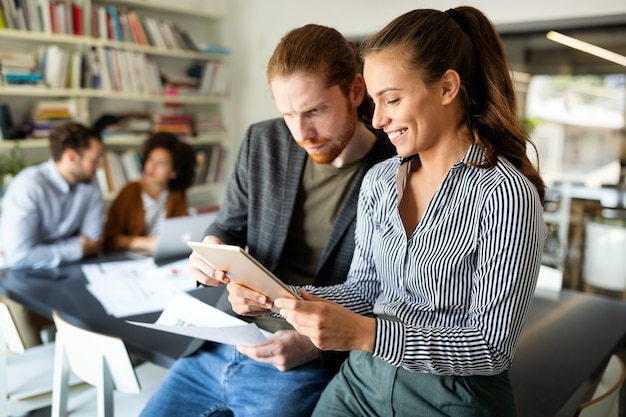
[0,143,25,196]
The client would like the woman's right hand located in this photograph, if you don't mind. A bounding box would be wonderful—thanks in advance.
[188,235,230,286]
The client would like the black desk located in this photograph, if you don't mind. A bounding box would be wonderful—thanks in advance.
[2,262,626,417]
[509,289,626,417]
[0,258,226,368]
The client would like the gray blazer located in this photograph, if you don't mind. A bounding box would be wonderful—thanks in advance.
[207,118,395,287]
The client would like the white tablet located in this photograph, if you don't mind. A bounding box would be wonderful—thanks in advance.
[187,241,300,302]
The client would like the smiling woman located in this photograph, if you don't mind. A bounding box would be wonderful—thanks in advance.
[266,7,547,417]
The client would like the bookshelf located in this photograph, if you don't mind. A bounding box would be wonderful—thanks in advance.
[0,0,231,209]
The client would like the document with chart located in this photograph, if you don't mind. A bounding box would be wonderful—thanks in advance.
[127,292,271,346]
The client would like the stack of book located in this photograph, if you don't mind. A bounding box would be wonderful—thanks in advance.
[152,113,194,137]
[0,50,42,87]
[99,115,153,139]
[163,73,199,97]
[28,98,79,138]
[195,110,225,135]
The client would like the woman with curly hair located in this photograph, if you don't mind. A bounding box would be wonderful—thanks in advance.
[104,132,196,253]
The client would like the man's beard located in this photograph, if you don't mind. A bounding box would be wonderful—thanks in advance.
[304,107,357,164]
[73,167,94,184]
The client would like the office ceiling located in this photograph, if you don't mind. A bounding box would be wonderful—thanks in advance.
[498,14,626,75]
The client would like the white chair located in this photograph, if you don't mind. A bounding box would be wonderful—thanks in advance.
[574,354,626,417]
[534,264,563,298]
[0,301,88,417]
[51,310,168,417]
[583,221,626,299]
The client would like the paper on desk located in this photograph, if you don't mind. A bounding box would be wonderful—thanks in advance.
[82,258,197,317]
[127,292,271,346]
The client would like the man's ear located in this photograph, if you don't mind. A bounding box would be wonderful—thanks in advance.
[63,148,79,164]
[440,69,461,105]
[350,74,366,106]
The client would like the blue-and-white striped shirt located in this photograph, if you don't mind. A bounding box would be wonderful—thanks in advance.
[305,143,546,376]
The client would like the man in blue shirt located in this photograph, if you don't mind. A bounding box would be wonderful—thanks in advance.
[0,121,104,346]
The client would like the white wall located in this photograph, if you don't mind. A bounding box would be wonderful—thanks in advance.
[192,0,626,163]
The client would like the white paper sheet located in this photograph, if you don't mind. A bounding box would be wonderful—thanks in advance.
[82,258,197,317]
[127,292,271,346]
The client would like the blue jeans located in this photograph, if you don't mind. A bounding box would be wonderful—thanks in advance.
[140,342,335,417]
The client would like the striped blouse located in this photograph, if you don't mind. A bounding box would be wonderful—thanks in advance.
[304,143,546,376]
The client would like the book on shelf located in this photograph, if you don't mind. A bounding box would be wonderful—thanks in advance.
[193,147,210,185]
[2,73,45,87]
[210,62,230,97]
[2,0,21,30]
[95,165,108,193]
[95,4,107,39]
[119,148,142,182]
[102,149,127,192]
[47,0,81,35]
[177,28,199,52]
[106,5,122,41]
[193,144,224,185]
[106,48,122,92]
[96,148,143,193]
[117,8,134,44]
[72,2,81,35]
[22,0,41,32]
[0,5,7,29]
[198,61,231,97]
[91,46,163,94]
[0,104,15,140]
[126,9,147,45]
[0,0,84,35]
[68,50,82,89]
[40,44,71,88]
[58,1,73,35]
[38,0,52,33]
[208,144,224,183]
[99,143,222,195]
[142,17,162,49]
[94,46,111,91]
[201,46,231,56]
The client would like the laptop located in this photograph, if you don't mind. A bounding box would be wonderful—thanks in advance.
[152,212,218,263]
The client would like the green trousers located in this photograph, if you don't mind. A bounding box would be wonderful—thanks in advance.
[313,350,518,417]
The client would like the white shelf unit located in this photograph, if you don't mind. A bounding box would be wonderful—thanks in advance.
[0,0,231,209]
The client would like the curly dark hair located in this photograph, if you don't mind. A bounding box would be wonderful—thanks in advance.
[141,132,196,190]
[49,121,101,161]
